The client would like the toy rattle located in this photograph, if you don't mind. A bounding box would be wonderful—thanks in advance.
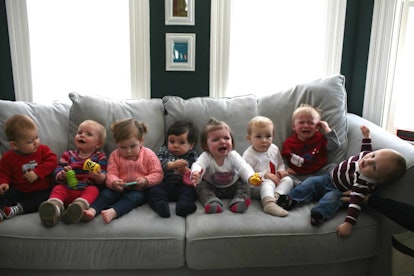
[249,173,262,186]
[66,169,79,189]
[83,158,101,173]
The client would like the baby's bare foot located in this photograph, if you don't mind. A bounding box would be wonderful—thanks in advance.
[101,208,117,224]
[83,208,96,222]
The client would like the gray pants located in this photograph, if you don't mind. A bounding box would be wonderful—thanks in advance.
[196,179,251,207]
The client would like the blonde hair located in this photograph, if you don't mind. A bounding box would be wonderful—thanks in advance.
[200,118,234,151]
[247,116,274,135]
[292,104,321,122]
[79,120,107,148]
[111,118,148,143]
[4,114,37,141]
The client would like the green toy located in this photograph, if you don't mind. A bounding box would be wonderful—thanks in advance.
[66,169,78,189]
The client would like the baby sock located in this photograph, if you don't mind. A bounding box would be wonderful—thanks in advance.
[3,203,23,218]
[176,201,196,217]
[262,196,288,217]
[155,200,171,218]
[230,198,251,213]
[204,201,223,214]
[277,195,297,210]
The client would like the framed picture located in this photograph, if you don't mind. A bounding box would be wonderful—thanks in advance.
[166,33,196,71]
[165,0,195,25]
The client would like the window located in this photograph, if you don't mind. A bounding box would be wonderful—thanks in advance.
[210,0,347,98]
[364,0,414,136]
[6,0,150,103]
[385,0,414,134]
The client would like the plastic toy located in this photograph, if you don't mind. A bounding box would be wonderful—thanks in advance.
[83,158,101,173]
[183,170,192,186]
[66,169,79,189]
[124,181,137,186]
[249,173,262,186]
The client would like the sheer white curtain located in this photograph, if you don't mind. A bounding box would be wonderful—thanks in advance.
[365,0,414,134]
[388,1,414,133]
[210,0,347,98]
[6,0,150,103]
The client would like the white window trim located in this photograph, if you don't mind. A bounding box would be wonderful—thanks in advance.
[5,0,150,102]
[130,0,151,99]
[209,0,347,99]
[364,0,403,126]
[209,0,231,98]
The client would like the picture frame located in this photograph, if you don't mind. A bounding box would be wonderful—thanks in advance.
[165,0,195,26]
[165,33,196,71]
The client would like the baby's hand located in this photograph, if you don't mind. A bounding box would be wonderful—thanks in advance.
[57,170,67,181]
[265,173,279,184]
[360,125,370,139]
[23,171,39,183]
[169,159,188,171]
[340,190,352,203]
[88,171,106,184]
[277,171,289,179]
[191,170,203,186]
[287,168,297,175]
[318,121,332,134]
[134,177,148,190]
[336,222,353,237]
[0,183,9,194]
[174,159,188,168]
[111,180,125,191]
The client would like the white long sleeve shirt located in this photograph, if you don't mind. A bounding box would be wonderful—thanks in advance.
[191,150,254,188]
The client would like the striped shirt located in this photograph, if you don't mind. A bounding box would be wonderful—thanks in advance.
[330,138,374,225]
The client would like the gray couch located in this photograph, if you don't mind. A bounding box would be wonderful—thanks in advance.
[0,75,413,276]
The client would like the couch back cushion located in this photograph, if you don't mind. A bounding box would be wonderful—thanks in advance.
[0,99,71,158]
[163,95,258,154]
[68,92,165,155]
[258,74,348,164]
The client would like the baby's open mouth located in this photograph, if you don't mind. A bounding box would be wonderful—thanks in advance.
[218,146,227,152]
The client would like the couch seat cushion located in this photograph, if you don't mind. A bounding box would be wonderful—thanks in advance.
[0,204,186,270]
[185,199,379,269]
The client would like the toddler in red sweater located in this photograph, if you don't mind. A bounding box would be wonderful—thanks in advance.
[0,114,57,222]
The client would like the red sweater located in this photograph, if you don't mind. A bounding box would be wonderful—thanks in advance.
[281,132,328,175]
[0,144,57,193]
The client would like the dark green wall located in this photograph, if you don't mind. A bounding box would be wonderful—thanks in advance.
[150,0,210,99]
[0,0,15,101]
[0,0,372,115]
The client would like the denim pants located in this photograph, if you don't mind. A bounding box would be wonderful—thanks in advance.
[91,188,146,218]
[288,173,343,220]
[0,187,51,214]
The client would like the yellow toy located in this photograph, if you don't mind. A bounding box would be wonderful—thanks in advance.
[249,173,262,186]
[83,158,101,173]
